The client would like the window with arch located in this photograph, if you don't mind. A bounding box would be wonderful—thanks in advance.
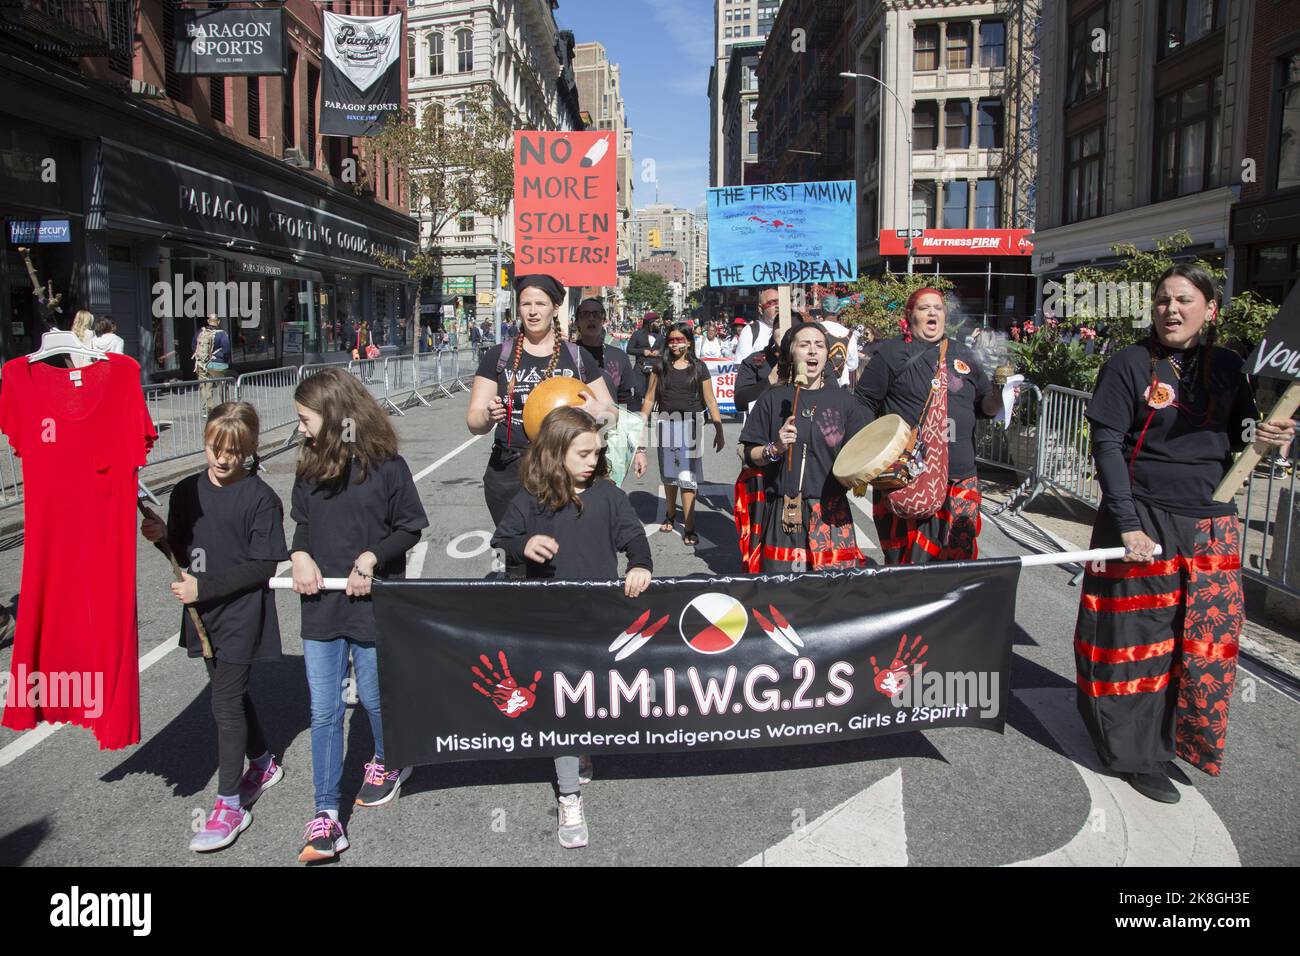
[429,32,444,76]
[457,29,473,72]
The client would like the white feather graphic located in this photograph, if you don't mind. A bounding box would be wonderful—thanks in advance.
[580,137,610,168]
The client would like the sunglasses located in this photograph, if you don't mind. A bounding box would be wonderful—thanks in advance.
[667,337,689,344]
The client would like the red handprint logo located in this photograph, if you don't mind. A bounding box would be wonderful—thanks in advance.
[471,651,541,718]
[870,634,929,697]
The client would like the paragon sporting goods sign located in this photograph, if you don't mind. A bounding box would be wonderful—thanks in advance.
[175,10,285,76]
[320,12,403,137]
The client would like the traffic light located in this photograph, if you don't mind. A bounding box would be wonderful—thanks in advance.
[500,267,508,288]
[649,228,662,249]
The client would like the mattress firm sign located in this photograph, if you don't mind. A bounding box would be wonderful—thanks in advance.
[175,9,285,76]
[100,141,414,268]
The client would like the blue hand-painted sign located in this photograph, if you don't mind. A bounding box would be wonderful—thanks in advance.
[706,181,857,288]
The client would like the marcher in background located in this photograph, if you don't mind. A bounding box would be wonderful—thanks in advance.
[491,407,652,849]
[698,323,726,359]
[626,312,663,408]
[736,288,780,360]
[289,368,429,862]
[854,289,1006,565]
[141,402,288,853]
[92,317,125,354]
[633,323,726,548]
[1074,264,1294,803]
[576,297,640,485]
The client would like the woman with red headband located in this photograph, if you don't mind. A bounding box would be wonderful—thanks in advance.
[853,288,1006,564]
[1074,264,1293,803]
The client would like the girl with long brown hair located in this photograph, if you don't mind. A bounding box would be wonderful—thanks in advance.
[1074,264,1293,803]
[468,274,618,574]
[289,367,429,862]
[491,406,652,850]
[140,402,288,853]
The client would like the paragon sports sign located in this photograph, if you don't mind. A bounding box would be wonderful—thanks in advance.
[373,560,1019,766]
[320,12,403,137]
[878,229,1034,257]
[174,9,285,76]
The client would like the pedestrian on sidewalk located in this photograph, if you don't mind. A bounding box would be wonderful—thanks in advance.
[91,316,125,354]
[140,402,288,853]
[193,314,232,414]
[289,367,429,862]
[490,407,653,849]
[1074,264,1295,803]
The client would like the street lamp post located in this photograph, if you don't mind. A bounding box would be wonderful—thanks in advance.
[841,71,914,275]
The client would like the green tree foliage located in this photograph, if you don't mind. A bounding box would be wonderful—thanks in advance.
[837,274,955,339]
[625,271,670,316]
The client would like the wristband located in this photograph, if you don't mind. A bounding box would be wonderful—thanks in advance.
[764,442,782,463]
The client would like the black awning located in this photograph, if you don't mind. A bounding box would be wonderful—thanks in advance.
[226,251,324,283]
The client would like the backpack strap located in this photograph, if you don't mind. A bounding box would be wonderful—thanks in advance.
[495,338,514,375]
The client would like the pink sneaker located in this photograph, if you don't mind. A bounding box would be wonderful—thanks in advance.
[238,758,284,808]
[189,800,252,853]
[355,761,412,807]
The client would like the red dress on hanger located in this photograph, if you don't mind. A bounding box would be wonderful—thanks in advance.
[0,353,156,749]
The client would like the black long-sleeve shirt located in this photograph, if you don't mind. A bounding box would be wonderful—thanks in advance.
[291,455,429,641]
[491,479,652,581]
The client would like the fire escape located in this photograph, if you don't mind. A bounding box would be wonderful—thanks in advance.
[0,0,136,66]
[991,0,1040,232]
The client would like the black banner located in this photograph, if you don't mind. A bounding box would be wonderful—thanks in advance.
[373,560,1020,767]
[1244,283,1300,382]
[175,9,285,76]
[320,12,403,138]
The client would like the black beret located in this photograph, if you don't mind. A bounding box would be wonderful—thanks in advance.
[513,274,566,306]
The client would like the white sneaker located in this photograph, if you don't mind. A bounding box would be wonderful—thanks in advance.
[557,793,589,849]
[578,755,593,786]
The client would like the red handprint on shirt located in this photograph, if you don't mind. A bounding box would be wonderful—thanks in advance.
[870,634,928,697]
[471,651,541,718]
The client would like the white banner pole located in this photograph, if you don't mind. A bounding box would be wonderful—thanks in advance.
[265,547,1161,591]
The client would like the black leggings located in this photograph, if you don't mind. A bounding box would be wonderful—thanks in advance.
[204,656,269,796]
[484,444,526,579]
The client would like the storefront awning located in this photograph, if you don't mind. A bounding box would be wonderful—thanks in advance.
[226,250,324,283]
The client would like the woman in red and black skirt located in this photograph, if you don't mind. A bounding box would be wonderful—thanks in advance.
[1075,264,1293,803]
[854,288,1006,564]
[738,323,871,572]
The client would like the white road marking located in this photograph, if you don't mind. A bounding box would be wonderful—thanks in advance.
[406,542,429,578]
[413,434,483,483]
[446,531,493,560]
[740,769,907,867]
[1009,689,1240,866]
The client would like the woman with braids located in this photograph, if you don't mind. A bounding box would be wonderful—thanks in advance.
[468,275,619,573]
[854,288,1006,565]
[1074,264,1294,803]
[737,322,871,572]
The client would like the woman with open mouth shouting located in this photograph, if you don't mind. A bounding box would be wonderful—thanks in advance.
[854,288,1006,565]
[1073,263,1294,804]
[738,322,871,572]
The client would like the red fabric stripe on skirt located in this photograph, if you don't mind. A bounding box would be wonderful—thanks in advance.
[1081,590,1182,612]
[1074,636,1176,663]
[1188,554,1241,573]
[911,531,942,557]
[1076,672,1171,697]
[761,545,864,568]
[1087,558,1181,579]
[1181,638,1240,661]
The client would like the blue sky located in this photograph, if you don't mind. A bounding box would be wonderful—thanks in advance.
[557,0,714,213]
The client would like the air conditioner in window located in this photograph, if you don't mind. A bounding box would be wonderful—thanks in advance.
[283,148,312,169]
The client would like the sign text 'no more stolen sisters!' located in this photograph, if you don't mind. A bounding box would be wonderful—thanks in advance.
[514,131,617,288]
[707,181,858,287]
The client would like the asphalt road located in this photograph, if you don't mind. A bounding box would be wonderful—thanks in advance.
[1,390,1297,867]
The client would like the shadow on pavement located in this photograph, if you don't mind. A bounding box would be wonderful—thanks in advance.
[0,818,52,866]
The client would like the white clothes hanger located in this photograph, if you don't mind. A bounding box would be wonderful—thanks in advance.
[27,329,109,364]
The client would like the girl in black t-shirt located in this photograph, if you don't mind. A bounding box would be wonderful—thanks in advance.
[140,402,288,854]
[290,367,429,862]
[491,407,652,849]
[467,275,619,558]
[1075,265,1294,804]
[633,323,725,547]
[738,323,871,573]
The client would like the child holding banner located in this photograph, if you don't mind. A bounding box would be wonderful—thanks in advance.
[491,407,653,848]
[141,402,288,853]
[289,368,429,862]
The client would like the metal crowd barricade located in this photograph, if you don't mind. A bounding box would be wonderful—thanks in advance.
[234,366,303,442]
[1035,385,1100,509]
[144,375,236,468]
[974,382,1045,516]
[434,349,461,399]
[347,358,403,415]
[448,347,472,393]
[385,354,430,409]
[1238,460,1300,600]
[0,436,22,511]
[415,351,451,400]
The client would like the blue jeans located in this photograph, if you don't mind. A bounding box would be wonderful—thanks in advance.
[303,637,384,812]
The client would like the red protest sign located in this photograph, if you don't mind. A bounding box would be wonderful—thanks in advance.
[514,131,617,287]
